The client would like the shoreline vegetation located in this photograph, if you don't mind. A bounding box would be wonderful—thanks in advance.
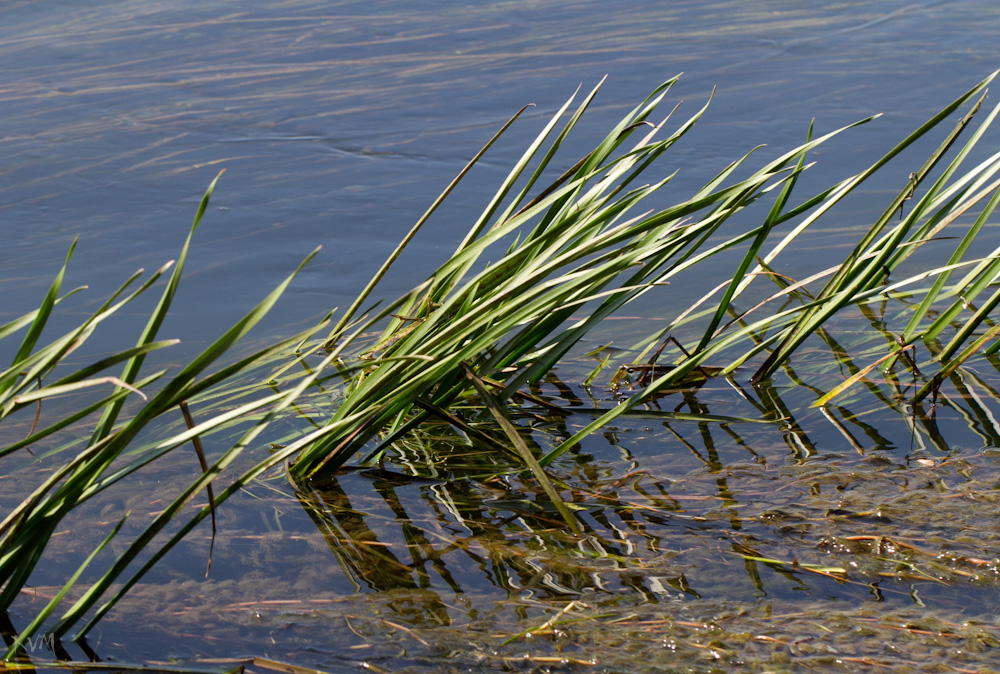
[4,71,1000,661]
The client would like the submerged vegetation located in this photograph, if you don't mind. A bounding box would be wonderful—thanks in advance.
[5,71,1000,664]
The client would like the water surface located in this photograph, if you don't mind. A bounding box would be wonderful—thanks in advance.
[4,1,1000,671]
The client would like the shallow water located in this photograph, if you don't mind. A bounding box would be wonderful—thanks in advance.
[27,350,1000,672]
[5,0,1000,672]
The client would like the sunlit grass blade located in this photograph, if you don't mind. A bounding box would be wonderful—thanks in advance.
[752,72,999,382]
[328,103,536,344]
[4,239,77,397]
[812,346,914,408]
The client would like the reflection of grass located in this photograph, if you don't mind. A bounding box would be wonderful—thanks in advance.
[5,71,1000,658]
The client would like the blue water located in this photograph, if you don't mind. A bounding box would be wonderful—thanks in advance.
[3,0,998,352]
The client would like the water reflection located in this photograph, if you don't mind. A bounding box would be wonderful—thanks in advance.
[9,347,1000,668]
[281,351,1000,624]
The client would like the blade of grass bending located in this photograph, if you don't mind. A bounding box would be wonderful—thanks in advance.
[901,178,1000,346]
[0,372,166,459]
[0,340,176,421]
[752,83,996,382]
[695,124,811,352]
[714,114,885,296]
[3,515,127,660]
[414,214,780,462]
[576,77,683,179]
[12,376,147,406]
[883,98,1000,272]
[461,363,583,536]
[47,338,178,391]
[888,165,1000,281]
[90,171,224,445]
[4,239,77,398]
[327,104,534,344]
[913,321,1000,404]
[811,346,914,407]
[0,286,87,342]
[527,178,786,376]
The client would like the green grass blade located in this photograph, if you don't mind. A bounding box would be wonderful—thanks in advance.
[90,172,224,444]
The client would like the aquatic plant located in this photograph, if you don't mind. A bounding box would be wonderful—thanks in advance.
[288,69,1000,476]
[3,70,1000,658]
[0,176,325,657]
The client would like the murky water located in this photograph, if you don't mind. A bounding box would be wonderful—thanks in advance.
[5,0,1000,671]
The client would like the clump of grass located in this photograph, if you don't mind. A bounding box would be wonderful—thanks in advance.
[3,71,1000,656]
[288,69,1000,476]
[0,174,325,658]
